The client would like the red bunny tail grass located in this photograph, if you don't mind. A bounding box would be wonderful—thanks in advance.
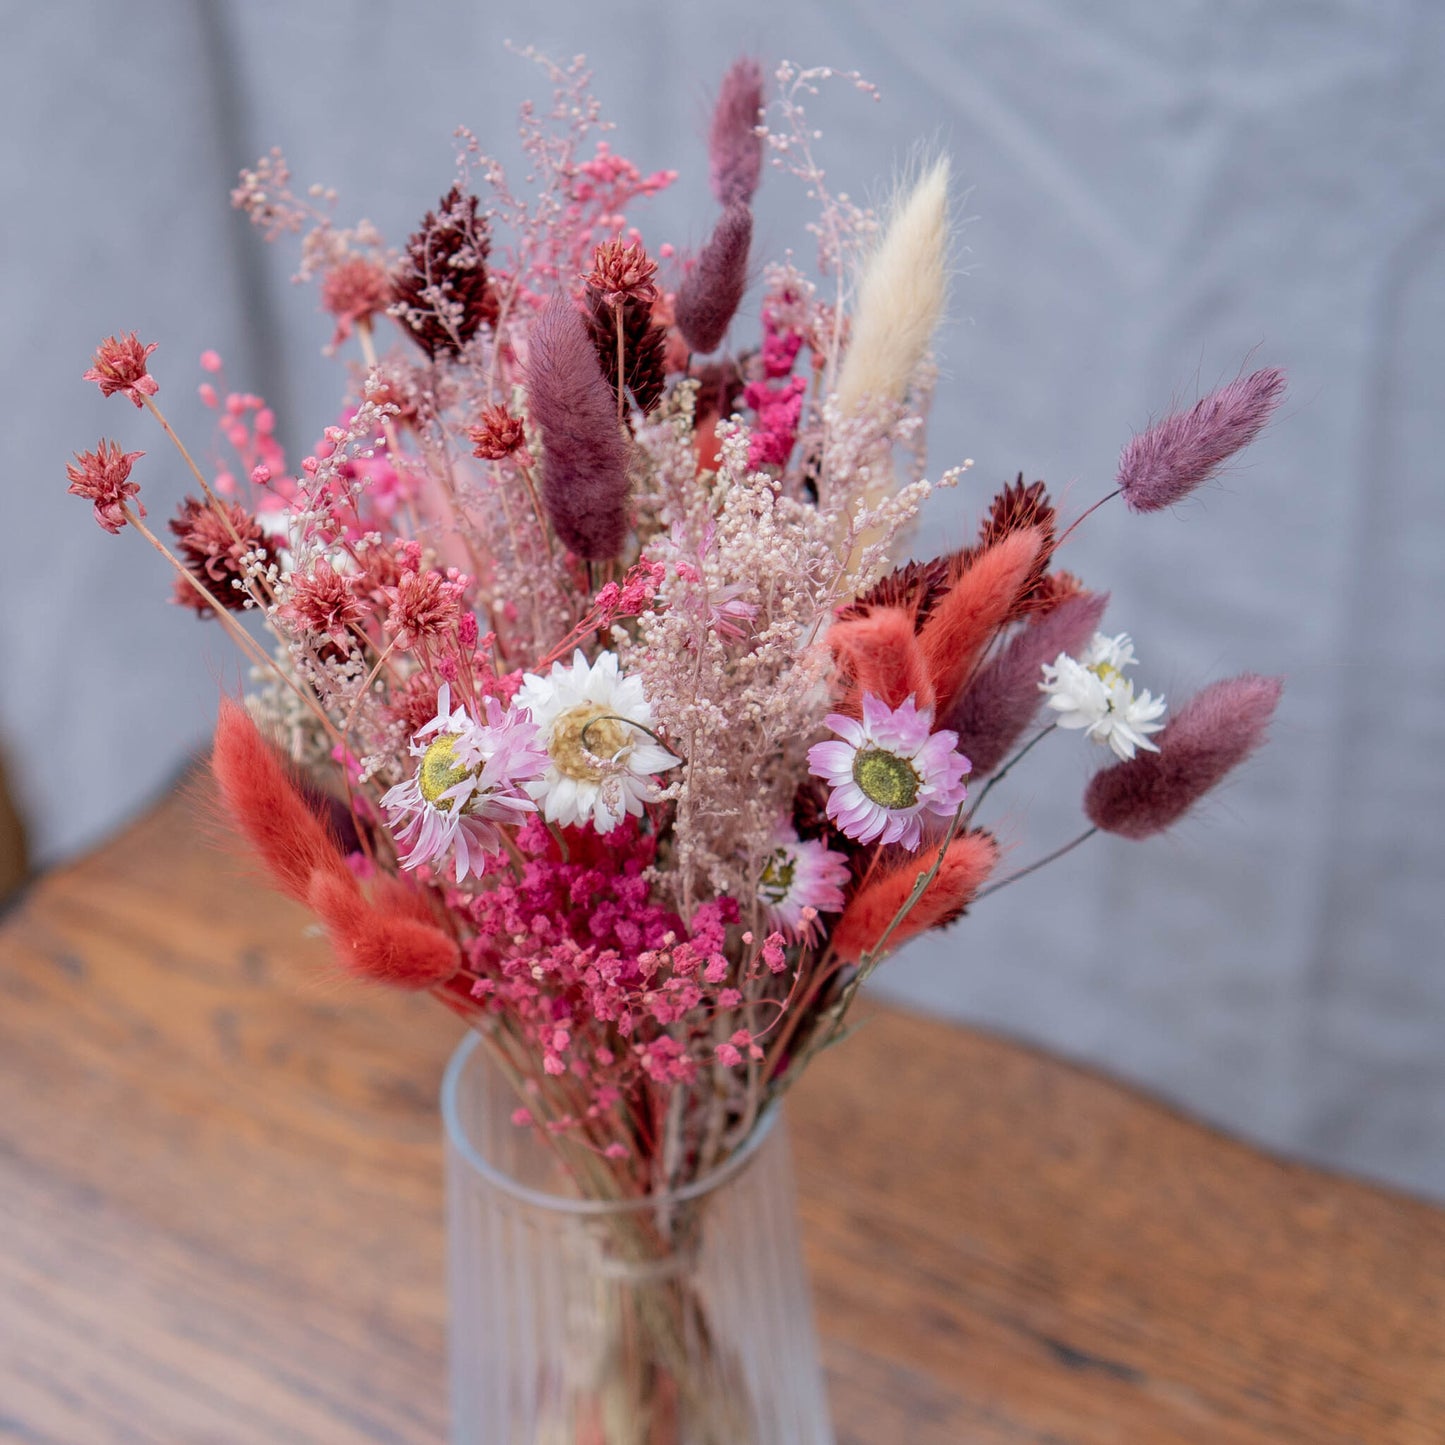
[918,527,1043,713]
[942,590,1108,775]
[1084,674,1284,839]
[709,57,766,207]
[675,204,752,355]
[210,699,353,903]
[827,606,935,712]
[307,870,460,988]
[1118,367,1286,512]
[528,294,632,560]
[831,832,999,963]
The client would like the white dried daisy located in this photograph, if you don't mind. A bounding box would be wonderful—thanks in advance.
[1039,631,1166,761]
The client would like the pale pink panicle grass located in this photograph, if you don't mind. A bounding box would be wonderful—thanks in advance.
[527,294,631,559]
[84,333,159,407]
[674,203,752,355]
[1117,367,1286,512]
[709,57,766,207]
[67,440,143,534]
[1084,674,1284,838]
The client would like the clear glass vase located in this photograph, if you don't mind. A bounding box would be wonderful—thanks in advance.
[442,1030,835,1445]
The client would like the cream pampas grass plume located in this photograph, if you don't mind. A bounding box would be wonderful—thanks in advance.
[835,155,951,414]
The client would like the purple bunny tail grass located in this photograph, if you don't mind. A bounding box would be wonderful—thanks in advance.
[1084,673,1284,839]
[709,58,766,207]
[675,204,753,356]
[527,295,632,560]
[1117,367,1287,513]
[941,591,1108,776]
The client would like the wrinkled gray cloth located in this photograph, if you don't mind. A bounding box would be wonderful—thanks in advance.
[4,2,1443,1195]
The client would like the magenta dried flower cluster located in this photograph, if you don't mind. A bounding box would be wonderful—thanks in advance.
[69,52,1285,1196]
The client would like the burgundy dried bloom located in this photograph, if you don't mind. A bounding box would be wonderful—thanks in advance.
[836,556,953,633]
[1084,673,1284,838]
[282,559,364,644]
[381,567,465,652]
[675,204,753,356]
[321,256,392,348]
[709,58,766,208]
[84,333,159,407]
[1118,367,1286,512]
[940,590,1109,776]
[66,440,144,534]
[391,185,498,359]
[585,286,668,417]
[583,239,660,308]
[468,405,527,460]
[169,497,276,614]
[967,475,1057,617]
[1032,569,1086,615]
[528,295,632,560]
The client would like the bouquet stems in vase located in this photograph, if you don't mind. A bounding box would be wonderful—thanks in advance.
[66,49,1286,1445]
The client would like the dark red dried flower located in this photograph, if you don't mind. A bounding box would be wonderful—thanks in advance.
[1032,569,1086,614]
[321,257,392,348]
[391,186,498,359]
[282,559,364,643]
[169,497,276,614]
[835,556,953,633]
[585,287,668,417]
[84,333,159,407]
[67,440,144,534]
[970,475,1056,616]
[468,405,527,460]
[583,239,660,308]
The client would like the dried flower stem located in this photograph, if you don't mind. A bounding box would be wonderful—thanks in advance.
[973,827,1097,902]
[965,723,1056,822]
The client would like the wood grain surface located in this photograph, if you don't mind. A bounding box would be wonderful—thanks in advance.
[1,788,1441,1443]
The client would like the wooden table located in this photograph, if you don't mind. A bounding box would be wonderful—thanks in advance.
[1,790,1442,1444]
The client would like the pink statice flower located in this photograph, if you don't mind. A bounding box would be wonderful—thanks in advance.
[757,823,849,943]
[381,685,549,882]
[84,333,159,406]
[808,694,971,851]
[66,440,144,534]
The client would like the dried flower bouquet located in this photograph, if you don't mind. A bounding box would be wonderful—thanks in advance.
[69,52,1285,1441]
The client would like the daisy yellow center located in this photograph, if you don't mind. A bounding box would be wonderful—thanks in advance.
[852,747,919,810]
[1091,662,1121,685]
[550,704,630,782]
[759,848,797,906]
[419,734,473,811]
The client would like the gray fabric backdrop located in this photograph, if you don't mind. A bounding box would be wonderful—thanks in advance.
[5,1,1442,1196]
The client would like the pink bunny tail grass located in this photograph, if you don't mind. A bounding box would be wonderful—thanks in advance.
[307,870,461,989]
[675,204,753,355]
[828,606,936,713]
[1084,673,1284,839]
[1117,367,1286,512]
[709,57,766,207]
[528,295,632,559]
[918,527,1044,714]
[942,590,1108,775]
[830,832,999,963]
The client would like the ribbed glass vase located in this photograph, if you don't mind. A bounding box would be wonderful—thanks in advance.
[442,1031,834,1445]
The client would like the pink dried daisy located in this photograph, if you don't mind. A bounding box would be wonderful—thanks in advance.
[381,686,550,882]
[807,694,971,851]
[757,824,850,943]
[84,333,159,406]
[66,440,144,534]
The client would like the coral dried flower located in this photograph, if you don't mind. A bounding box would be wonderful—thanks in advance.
[381,566,466,652]
[66,440,144,534]
[583,239,660,308]
[321,256,392,348]
[84,333,159,406]
[281,559,364,643]
[468,405,527,460]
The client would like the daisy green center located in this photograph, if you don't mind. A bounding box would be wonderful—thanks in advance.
[759,847,797,906]
[551,704,630,782]
[852,746,919,810]
[419,733,473,811]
